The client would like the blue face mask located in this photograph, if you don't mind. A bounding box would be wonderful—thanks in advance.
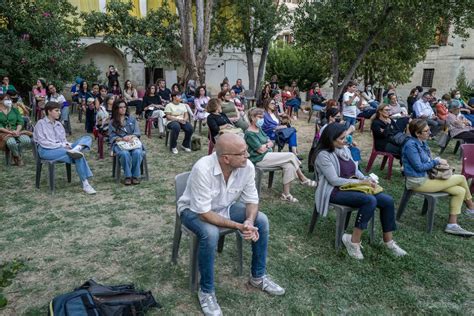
[256,118,264,128]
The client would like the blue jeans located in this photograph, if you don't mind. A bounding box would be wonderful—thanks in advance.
[369,101,379,109]
[180,202,269,293]
[329,191,396,233]
[60,105,70,123]
[38,135,93,182]
[357,109,376,119]
[167,121,193,149]
[463,113,474,125]
[113,147,143,178]
[343,116,356,127]
[272,131,297,150]
[286,98,301,112]
[312,104,324,111]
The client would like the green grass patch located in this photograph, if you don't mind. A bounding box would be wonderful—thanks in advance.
[0,115,473,314]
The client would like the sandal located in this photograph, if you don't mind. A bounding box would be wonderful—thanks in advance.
[281,193,299,203]
[300,178,317,187]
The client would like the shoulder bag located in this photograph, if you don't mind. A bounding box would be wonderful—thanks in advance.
[116,135,142,151]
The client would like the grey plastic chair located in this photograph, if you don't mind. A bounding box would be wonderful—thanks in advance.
[309,203,375,250]
[255,166,281,195]
[170,172,243,291]
[32,142,71,194]
[397,188,449,233]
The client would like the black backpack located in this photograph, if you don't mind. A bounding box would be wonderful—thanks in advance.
[49,279,161,316]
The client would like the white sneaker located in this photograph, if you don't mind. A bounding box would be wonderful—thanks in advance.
[249,275,285,296]
[83,184,96,195]
[180,144,192,152]
[463,209,474,219]
[171,148,178,154]
[385,240,407,257]
[67,149,84,159]
[198,290,222,316]
[342,233,364,260]
[444,224,474,236]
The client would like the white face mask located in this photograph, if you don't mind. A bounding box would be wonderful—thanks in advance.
[3,99,12,107]
[455,94,461,99]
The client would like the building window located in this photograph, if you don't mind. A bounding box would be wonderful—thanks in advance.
[422,69,435,87]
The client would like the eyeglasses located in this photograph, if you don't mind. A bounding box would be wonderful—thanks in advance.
[421,129,430,133]
[222,151,249,157]
[382,109,391,112]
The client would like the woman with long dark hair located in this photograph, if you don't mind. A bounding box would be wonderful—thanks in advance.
[314,123,406,260]
[33,78,47,108]
[142,84,165,136]
[109,100,143,186]
[123,80,142,113]
[109,79,122,98]
[194,85,210,122]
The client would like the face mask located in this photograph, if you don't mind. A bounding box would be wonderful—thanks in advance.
[256,118,264,128]
[455,94,461,99]
[335,117,341,123]
[3,99,12,107]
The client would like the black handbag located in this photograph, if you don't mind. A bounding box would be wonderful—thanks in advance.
[389,132,408,146]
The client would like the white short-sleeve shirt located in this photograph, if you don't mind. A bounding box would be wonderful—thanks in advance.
[342,92,358,118]
[177,153,259,218]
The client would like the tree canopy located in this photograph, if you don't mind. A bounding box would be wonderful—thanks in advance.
[266,41,328,91]
[294,0,474,98]
[0,0,90,93]
[81,0,181,82]
[212,0,288,95]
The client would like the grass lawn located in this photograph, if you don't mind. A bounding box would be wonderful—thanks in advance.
[1,112,473,315]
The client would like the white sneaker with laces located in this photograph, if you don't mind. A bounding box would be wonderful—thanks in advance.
[463,209,474,219]
[342,233,364,260]
[171,148,178,154]
[249,275,285,296]
[198,290,222,316]
[444,224,474,236]
[67,149,84,159]
[385,240,407,257]
[180,144,192,152]
[83,184,96,195]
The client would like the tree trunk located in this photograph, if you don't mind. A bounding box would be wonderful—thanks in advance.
[246,50,255,96]
[196,0,213,85]
[332,4,392,99]
[331,47,341,99]
[176,0,199,83]
[196,0,204,51]
[255,43,270,98]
